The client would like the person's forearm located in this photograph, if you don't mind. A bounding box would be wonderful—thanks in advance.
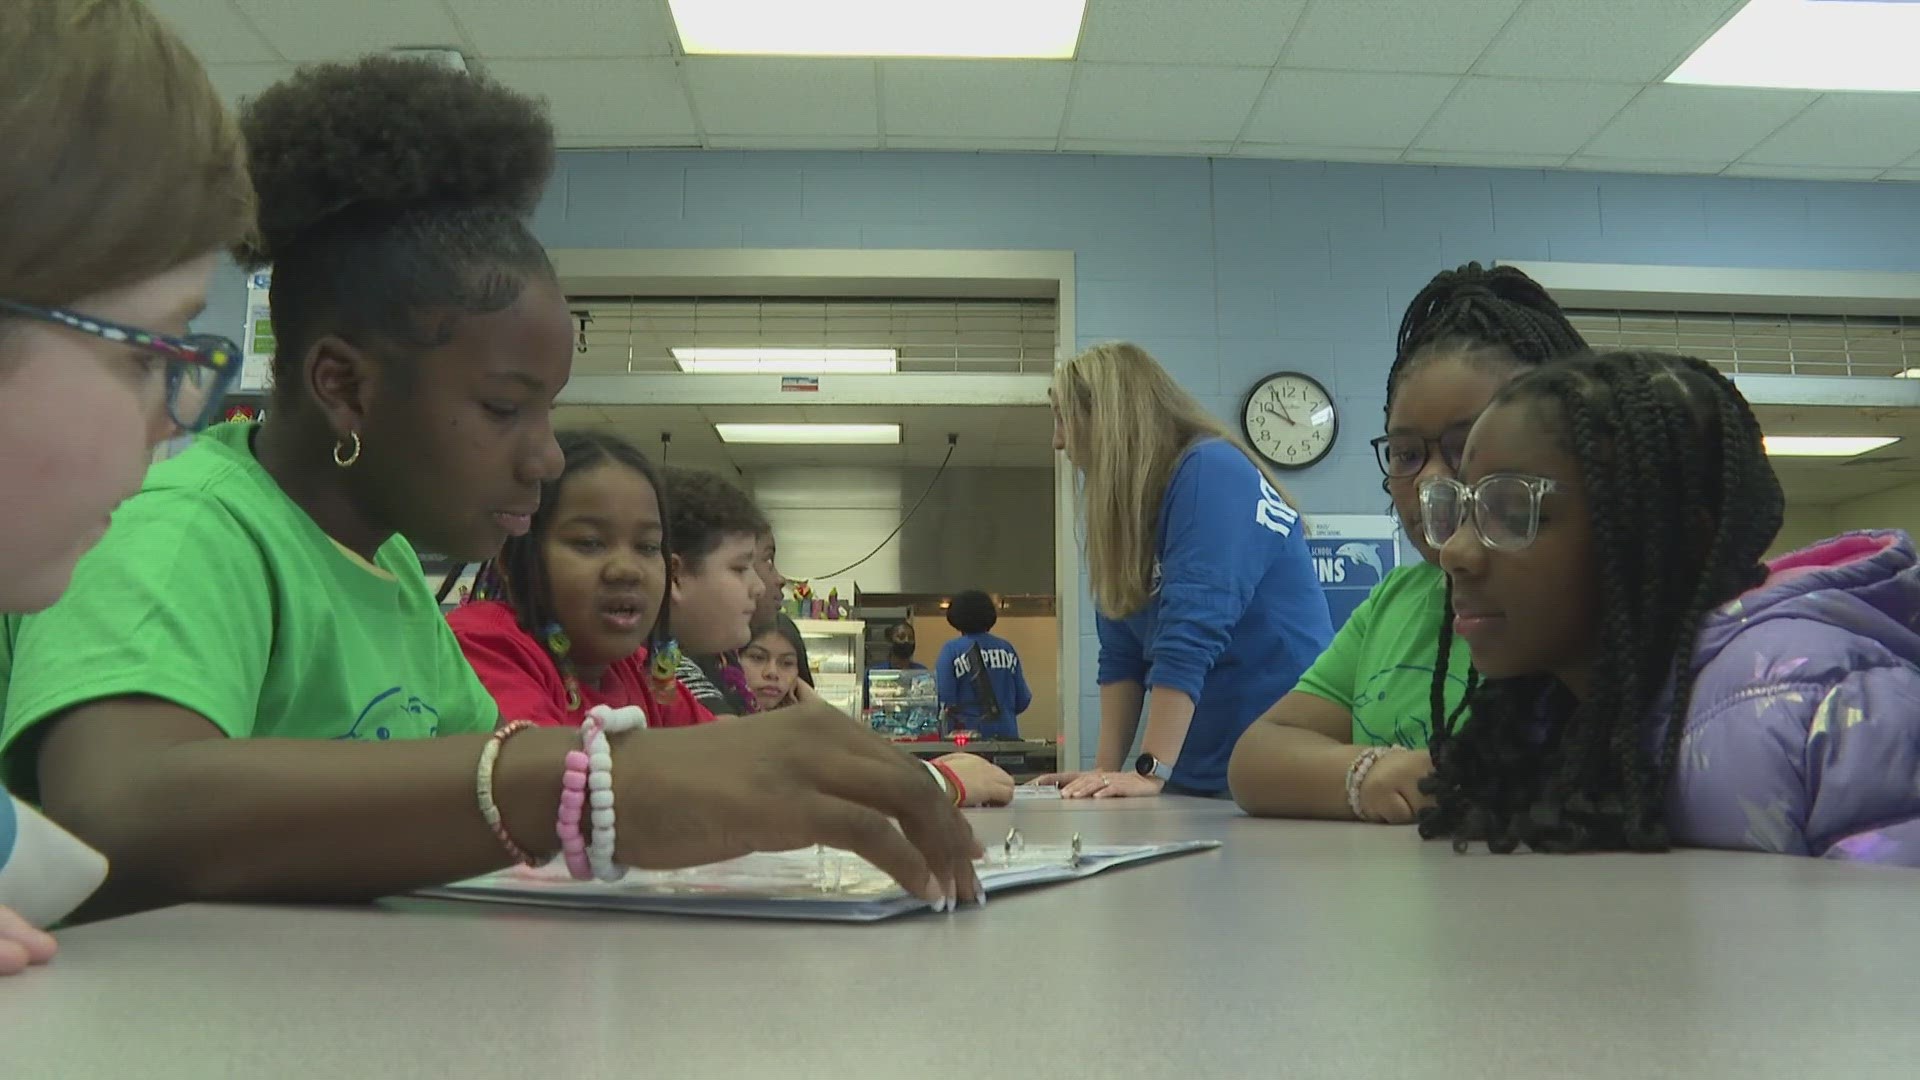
[46,729,572,916]
[1138,687,1196,764]
[1094,681,1145,772]
[1228,723,1366,819]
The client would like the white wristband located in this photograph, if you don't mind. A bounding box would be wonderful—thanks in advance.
[920,759,953,799]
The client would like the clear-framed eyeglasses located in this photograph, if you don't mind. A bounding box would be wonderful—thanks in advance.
[1419,474,1562,552]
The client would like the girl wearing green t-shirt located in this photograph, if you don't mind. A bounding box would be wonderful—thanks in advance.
[1229,264,1587,824]
[0,57,980,921]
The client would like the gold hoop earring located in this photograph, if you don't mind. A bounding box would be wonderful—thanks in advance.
[333,431,362,469]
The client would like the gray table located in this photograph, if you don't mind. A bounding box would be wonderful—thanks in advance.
[4,797,1918,1078]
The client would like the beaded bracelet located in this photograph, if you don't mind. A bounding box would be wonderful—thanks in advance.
[585,704,649,883]
[1344,746,1395,821]
[556,716,598,881]
[476,720,543,867]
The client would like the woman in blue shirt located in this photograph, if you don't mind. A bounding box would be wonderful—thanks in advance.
[1038,343,1333,798]
[935,590,1032,739]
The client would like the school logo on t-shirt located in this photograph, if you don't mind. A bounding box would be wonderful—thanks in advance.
[333,686,442,741]
[1255,479,1299,537]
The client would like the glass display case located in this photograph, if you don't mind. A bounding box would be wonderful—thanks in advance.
[866,668,940,739]
[795,618,864,716]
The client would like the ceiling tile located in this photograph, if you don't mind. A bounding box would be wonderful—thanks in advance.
[1064,64,1268,142]
[1580,86,1814,162]
[203,62,297,109]
[487,60,696,142]
[1242,69,1456,149]
[148,0,283,62]
[1741,95,1920,170]
[1722,163,1887,182]
[1281,0,1523,75]
[232,0,465,64]
[1236,144,1407,163]
[1415,78,1639,156]
[1079,0,1308,67]
[683,59,879,138]
[444,0,676,58]
[1474,0,1743,81]
[881,61,1071,138]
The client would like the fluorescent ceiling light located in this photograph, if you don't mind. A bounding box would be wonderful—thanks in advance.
[671,348,898,374]
[668,0,1086,59]
[1763,435,1901,457]
[715,423,902,445]
[1668,0,1920,92]
[1895,368,1920,378]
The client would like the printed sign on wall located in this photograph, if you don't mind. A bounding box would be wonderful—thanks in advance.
[1305,514,1404,630]
[240,268,275,392]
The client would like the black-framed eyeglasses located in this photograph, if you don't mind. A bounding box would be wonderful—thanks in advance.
[1419,474,1562,552]
[1370,425,1471,479]
[0,297,242,433]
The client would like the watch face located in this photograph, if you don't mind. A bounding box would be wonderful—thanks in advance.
[1243,373,1337,470]
[1135,752,1155,777]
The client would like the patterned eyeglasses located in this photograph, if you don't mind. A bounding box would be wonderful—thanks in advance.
[0,297,242,432]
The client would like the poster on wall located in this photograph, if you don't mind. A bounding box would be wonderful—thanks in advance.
[1305,515,1404,630]
[240,268,275,393]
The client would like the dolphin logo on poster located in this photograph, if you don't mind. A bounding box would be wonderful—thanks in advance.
[1332,542,1385,583]
[1306,516,1403,629]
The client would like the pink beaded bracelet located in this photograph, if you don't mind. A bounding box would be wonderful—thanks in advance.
[555,716,599,881]
[583,704,648,883]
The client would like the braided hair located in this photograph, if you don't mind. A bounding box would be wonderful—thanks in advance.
[465,431,679,708]
[1419,351,1785,854]
[1386,262,1588,423]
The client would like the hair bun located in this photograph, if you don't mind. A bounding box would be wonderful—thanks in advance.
[236,54,554,268]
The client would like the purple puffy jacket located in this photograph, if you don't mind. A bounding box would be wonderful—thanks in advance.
[1671,530,1920,865]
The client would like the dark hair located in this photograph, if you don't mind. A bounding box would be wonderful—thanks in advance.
[662,467,768,571]
[469,431,674,693]
[1419,350,1784,854]
[0,0,253,309]
[234,55,555,396]
[1385,262,1589,422]
[947,590,998,635]
[750,618,805,660]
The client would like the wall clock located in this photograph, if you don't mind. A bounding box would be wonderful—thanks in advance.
[1241,371,1337,470]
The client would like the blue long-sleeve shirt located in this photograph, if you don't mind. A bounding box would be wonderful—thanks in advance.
[935,632,1031,740]
[1096,438,1333,794]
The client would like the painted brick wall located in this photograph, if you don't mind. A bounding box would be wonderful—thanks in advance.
[198,151,1920,765]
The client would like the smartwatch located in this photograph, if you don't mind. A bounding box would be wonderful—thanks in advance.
[1134,752,1174,782]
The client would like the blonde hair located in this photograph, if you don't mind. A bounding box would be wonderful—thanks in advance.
[1055,342,1299,620]
[0,0,254,308]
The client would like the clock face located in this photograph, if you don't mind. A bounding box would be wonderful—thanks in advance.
[1241,372,1337,470]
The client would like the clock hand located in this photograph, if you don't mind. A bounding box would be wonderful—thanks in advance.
[1264,401,1297,425]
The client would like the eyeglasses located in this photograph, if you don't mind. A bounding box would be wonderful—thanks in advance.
[1371,426,1471,479]
[0,298,242,433]
[1419,474,1562,552]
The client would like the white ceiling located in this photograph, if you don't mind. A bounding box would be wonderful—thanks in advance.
[555,403,1057,472]
[1754,403,1920,506]
[157,0,1920,182]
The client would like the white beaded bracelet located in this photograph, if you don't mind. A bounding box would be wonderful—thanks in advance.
[1344,746,1394,821]
[583,704,649,882]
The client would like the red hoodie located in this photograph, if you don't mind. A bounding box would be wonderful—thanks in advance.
[448,600,714,730]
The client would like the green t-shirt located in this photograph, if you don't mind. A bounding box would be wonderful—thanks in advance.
[1293,561,1470,748]
[0,422,498,798]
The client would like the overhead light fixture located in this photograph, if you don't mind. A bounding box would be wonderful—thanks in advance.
[1667,0,1920,93]
[715,423,902,445]
[671,348,898,374]
[1895,368,1920,379]
[667,0,1086,59]
[1763,435,1901,457]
